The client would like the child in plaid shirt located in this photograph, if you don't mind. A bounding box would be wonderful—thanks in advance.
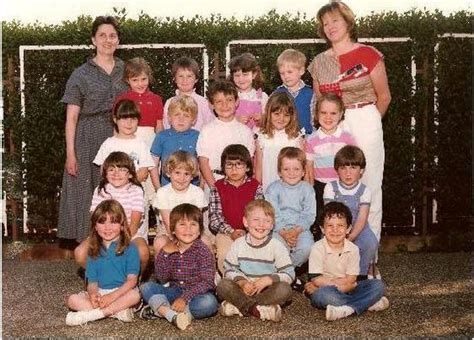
[139,203,218,330]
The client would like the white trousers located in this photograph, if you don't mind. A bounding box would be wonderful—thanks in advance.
[344,104,384,242]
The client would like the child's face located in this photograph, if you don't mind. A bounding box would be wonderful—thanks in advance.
[127,72,149,94]
[337,165,363,187]
[174,68,197,94]
[279,157,305,186]
[243,207,274,241]
[169,166,193,192]
[278,63,305,91]
[271,109,291,131]
[224,159,248,185]
[173,217,201,246]
[318,100,343,133]
[232,70,255,92]
[95,213,122,244]
[114,117,138,138]
[169,110,195,132]
[321,214,350,247]
[210,92,238,122]
[106,166,132,189]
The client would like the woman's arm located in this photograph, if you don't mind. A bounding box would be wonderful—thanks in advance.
[370,61,391,117]
[347,204,369,242]
[65,104,81,176]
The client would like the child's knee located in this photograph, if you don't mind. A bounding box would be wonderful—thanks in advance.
[310,286,339,308]
[190,294,218,318]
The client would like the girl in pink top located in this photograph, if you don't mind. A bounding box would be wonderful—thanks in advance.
[228,53,268,131]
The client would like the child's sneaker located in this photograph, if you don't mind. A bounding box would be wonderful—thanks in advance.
[113,308,134,322]
[65,309,103,326]
[132,300,144,313]
[291,278,305,292]
[256,305,282,322]
[325,305,354,321]
[139,305,159,320]
[172,312,192,330]
[368,296,389,312]
[219,301,243,317]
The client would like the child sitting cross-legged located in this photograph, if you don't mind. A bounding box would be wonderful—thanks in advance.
[304,202,389,321]
[139,203,218,330]
[216,199,294,322]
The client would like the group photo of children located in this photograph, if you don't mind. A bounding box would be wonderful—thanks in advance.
[57,0,395,330]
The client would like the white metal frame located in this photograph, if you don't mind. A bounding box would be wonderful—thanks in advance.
[19,43,209,233]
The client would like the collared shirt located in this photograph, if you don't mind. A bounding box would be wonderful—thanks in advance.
[150,127,200,186]
[305,126,356,183]
[209,177,264,235]
[86,241,140,289]
[115,89,164,127]
[308,237,360,279]
[154,239,216,302]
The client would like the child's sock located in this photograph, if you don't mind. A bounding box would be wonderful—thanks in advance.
[164,309,178,323]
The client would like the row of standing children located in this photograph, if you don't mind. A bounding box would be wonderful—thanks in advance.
[66,47,387,328]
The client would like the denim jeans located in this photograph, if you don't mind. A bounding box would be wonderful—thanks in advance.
[216,279,292,316]
[273,230,314,267]
[310,279,384,314]
[140,281,218,319]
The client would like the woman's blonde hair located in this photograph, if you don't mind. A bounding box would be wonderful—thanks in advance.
[317,1,357,44]
[260,92,301,139]
[89,199,131,258]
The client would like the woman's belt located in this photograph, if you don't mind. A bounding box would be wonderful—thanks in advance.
[345,101,375,109]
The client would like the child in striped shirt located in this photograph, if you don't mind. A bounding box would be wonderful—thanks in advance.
[305,93,355,238]
[216,199,294,322]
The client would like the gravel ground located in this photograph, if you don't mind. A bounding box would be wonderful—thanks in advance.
[2,252,473,338]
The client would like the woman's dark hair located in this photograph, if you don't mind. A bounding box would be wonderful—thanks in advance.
[91,16,120,38]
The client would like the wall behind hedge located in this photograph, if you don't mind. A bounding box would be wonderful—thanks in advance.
[2,9,472,236]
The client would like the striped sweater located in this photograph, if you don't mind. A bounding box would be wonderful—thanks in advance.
[223,235,295,284]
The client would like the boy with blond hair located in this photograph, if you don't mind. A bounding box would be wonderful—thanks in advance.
[274,49,315,135]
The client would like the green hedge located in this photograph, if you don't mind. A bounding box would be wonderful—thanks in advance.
[2,9,472,236]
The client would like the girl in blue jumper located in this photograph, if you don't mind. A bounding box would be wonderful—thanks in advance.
[323,145,378,277]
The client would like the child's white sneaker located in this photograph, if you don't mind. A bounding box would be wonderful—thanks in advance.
[219,301,243,317]
[256,304,282,322]
[368,296,389,312]
[113,308,134,322]
[325,305,355,321]
[65,309,104,326]
[172,312,192,330]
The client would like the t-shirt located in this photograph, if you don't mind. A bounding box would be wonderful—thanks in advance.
[152,183,207,211]
[115,89,164,127]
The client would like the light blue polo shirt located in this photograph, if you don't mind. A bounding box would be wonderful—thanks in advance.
[86,242,140,289]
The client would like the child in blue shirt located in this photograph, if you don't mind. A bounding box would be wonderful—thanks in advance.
[65,200,141,326]
[265,147,316,271]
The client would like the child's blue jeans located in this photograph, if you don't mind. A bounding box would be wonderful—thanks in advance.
[310,279,384,314]
[273,230,314,267]
[140,281,218,319]
[353,226,379,275]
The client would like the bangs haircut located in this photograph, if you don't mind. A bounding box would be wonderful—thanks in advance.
[124,57,154,83]
[220,144,253,177]
[228,53,264,89]
[276,49,307,69]
[169,203,204,234]
[99,151,142,194]
[168,95,198,120]
[91,15,120,38]
[320,201,352,227]
[206,80,238,103]
[260,92,300,139]
[277,146,306,172]
[314,92,345,126]
[164,151,199,177]
[244,199,275,222]
[113,99,141,132]
[334,145,366,169]
[317,1,357,44]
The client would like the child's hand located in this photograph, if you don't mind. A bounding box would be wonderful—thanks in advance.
[89,292,100,309]
[253,276,272,294]
[162,239,179,253]
[239,280,257,296]
[230,229,246,240]
[252,113,262,124]
[171,297,187,312]
[98,292,115,309]
[346,233,356,242]
[236,115,249,124]
[304,281,318,295]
